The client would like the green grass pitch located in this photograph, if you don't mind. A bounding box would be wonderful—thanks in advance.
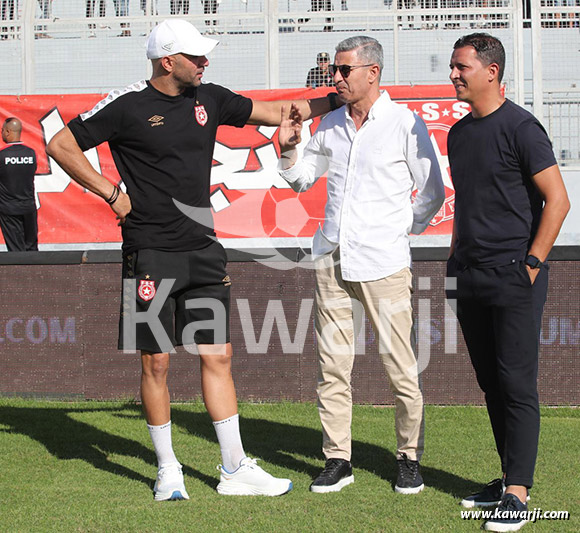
[0,400,577,532]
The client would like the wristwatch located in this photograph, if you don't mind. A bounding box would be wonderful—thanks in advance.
[525,254,542,269]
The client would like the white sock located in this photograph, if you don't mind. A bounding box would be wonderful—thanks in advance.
[213,414,246,472]
[147,421,179,467]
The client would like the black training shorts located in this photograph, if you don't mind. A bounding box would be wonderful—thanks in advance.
[118,241,231,353]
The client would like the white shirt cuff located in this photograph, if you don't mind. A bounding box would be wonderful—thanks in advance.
[277,158,303,185]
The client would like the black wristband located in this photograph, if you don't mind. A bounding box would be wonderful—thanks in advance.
[525,254,542,269]
[327,92,339,111]
[106,185,120,205]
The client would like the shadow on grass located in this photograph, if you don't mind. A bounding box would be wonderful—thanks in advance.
[169,406,478,499]
[0,403,214,492]
[0,403,477,499]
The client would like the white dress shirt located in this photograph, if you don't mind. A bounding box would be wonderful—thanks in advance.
[279,91,445,282]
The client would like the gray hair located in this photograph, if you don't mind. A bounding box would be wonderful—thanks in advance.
[335,36,383,73]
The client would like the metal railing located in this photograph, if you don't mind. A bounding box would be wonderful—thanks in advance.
[1,1,579,166]
[543,89,580,167]
[0,0,524,95]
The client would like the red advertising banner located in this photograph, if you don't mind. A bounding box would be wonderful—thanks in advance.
[0,86,464,248]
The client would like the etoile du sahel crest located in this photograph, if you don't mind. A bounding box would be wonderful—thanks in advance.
[195,105,208,126]
[138,280,156,301]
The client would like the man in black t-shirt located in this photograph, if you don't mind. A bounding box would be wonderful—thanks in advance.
[446,33,570,532]
[47,19,339,502]
[0,117,38,252]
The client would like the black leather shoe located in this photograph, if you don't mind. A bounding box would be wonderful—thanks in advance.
[395,453,424,494]
[310,458,354,493]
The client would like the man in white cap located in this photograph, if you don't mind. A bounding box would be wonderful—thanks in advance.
[47,19,340,501]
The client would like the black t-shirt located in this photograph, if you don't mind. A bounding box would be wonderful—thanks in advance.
[68,80,253,253]
[306,67,335,89]
[0,143,37,215]
[448,99,557,267]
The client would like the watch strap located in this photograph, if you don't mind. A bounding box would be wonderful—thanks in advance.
[525,254,542,269]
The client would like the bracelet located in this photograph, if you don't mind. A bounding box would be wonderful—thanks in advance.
[327,92,339,111]
[106,185,120,205]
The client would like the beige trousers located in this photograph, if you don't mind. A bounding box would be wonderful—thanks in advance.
[315,250,425,462]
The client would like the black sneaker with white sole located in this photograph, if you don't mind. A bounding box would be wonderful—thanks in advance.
[461,478,531,508]
[483,493,529,531]
[310,458,354,493]
[395,453,424,494]
[461,478,505,508]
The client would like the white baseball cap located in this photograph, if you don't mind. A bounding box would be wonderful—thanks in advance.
[146,19,219,59]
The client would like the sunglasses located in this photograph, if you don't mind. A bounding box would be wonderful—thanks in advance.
[328,63,373,78]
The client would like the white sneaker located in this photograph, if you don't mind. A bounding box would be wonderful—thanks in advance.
[216,457,293,496]
[153,463,189,501]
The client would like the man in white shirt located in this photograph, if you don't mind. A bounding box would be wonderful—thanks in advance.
[278,36,444,494]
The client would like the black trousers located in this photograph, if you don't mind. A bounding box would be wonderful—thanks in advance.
[446,256,548,488]
[0,211,38,251]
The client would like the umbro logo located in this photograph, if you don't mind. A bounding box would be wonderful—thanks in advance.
[148,115,164,127]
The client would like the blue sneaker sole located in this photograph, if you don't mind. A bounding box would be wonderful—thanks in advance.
[154,490,189,501]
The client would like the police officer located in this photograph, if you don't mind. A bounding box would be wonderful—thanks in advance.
[0,117,38,252]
